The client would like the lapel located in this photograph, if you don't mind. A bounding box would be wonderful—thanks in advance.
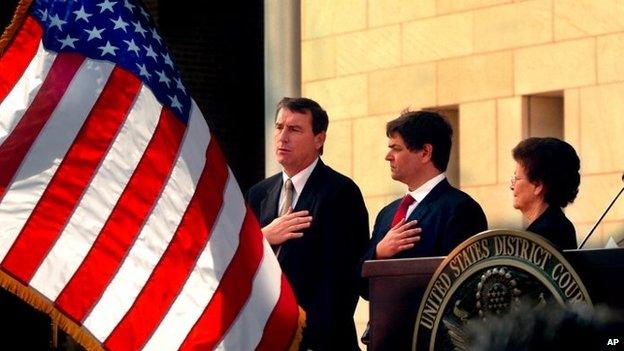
[380,199,401,234]
[406,178,451,222]
[260,175,282,225]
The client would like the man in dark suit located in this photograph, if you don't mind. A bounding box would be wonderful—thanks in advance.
[363,110,487,270]
[247,97,369,350]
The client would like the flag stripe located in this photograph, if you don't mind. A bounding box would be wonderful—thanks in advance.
[141,172,246,351]
[0,17,42,104]
[0,59,113,265]
[30,84,162,302]
[256,275,301,351]
[215,240,283,350]
[1,66,141,283]
[53,95,180,323]
[83,103,210,340]
[0,41,56,146]
[178,207,265,350]
[104,138,229,351]
[0,52,84,201]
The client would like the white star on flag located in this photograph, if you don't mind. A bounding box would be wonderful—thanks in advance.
[136,62,151,78]
[132,20,147,37]
[48,14,66,30]
[73,6,92,22]
[156,69,171,87]
[150,27,162,44]
[98,41,118,56]
[175,77,186,93]
[123,39,140,55]
[144,44,158,61]
[123,0,135,12]
[97,0,117,14]
[110,16,129,32]
[162,52,173,68]
[169,95,183,112]
[84,26,104,41]
[58,34,79,49]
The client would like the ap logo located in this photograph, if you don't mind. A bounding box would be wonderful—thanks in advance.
[607,338,619,346]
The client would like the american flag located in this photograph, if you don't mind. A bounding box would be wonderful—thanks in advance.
[0,0,302,349]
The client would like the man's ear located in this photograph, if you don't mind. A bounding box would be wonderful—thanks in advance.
[421,143,433,163]
[314,131,326,151]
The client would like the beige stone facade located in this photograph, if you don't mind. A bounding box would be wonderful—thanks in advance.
[300,0,624,344]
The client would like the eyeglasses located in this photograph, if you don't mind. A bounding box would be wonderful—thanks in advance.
[510,175,524,186]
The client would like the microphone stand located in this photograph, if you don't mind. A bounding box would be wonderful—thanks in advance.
[578,173,624,249]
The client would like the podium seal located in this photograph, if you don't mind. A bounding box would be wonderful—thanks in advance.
[412,230,591,351]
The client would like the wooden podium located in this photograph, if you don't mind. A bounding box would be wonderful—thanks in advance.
[362,247,624,351]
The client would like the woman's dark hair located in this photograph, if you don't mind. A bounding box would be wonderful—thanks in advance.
[512,137,580,208]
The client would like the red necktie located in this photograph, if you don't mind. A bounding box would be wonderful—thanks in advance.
[391,194,415,227]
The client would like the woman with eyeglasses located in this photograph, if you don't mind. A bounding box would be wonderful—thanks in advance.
[510,137,580,250]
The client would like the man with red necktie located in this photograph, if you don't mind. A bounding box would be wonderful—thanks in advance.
[362,110,487,284]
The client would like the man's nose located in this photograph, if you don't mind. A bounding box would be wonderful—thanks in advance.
[277,129,288,142]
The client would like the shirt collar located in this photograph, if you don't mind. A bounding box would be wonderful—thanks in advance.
[408,173,446,203]
[282,157,319,196]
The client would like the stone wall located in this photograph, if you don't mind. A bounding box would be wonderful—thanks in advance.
[301,0,624,247]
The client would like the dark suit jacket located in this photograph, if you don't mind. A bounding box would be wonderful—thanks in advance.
[362,179,487,298]
[526,206,577,250]
[247,160,369,351]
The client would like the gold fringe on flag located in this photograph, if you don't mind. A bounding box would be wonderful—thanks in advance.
[0,0,33,56]
[289,306,307,351]
[0,271,104,350]
[1,266,308,351]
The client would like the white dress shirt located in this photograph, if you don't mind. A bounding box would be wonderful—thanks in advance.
[279,157,319,211]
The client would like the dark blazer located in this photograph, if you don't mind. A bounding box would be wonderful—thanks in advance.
[526,206,577,250]
[247,159,369,351]
[362,179,487,297]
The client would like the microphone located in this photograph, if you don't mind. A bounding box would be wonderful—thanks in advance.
[578,173,624,249]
